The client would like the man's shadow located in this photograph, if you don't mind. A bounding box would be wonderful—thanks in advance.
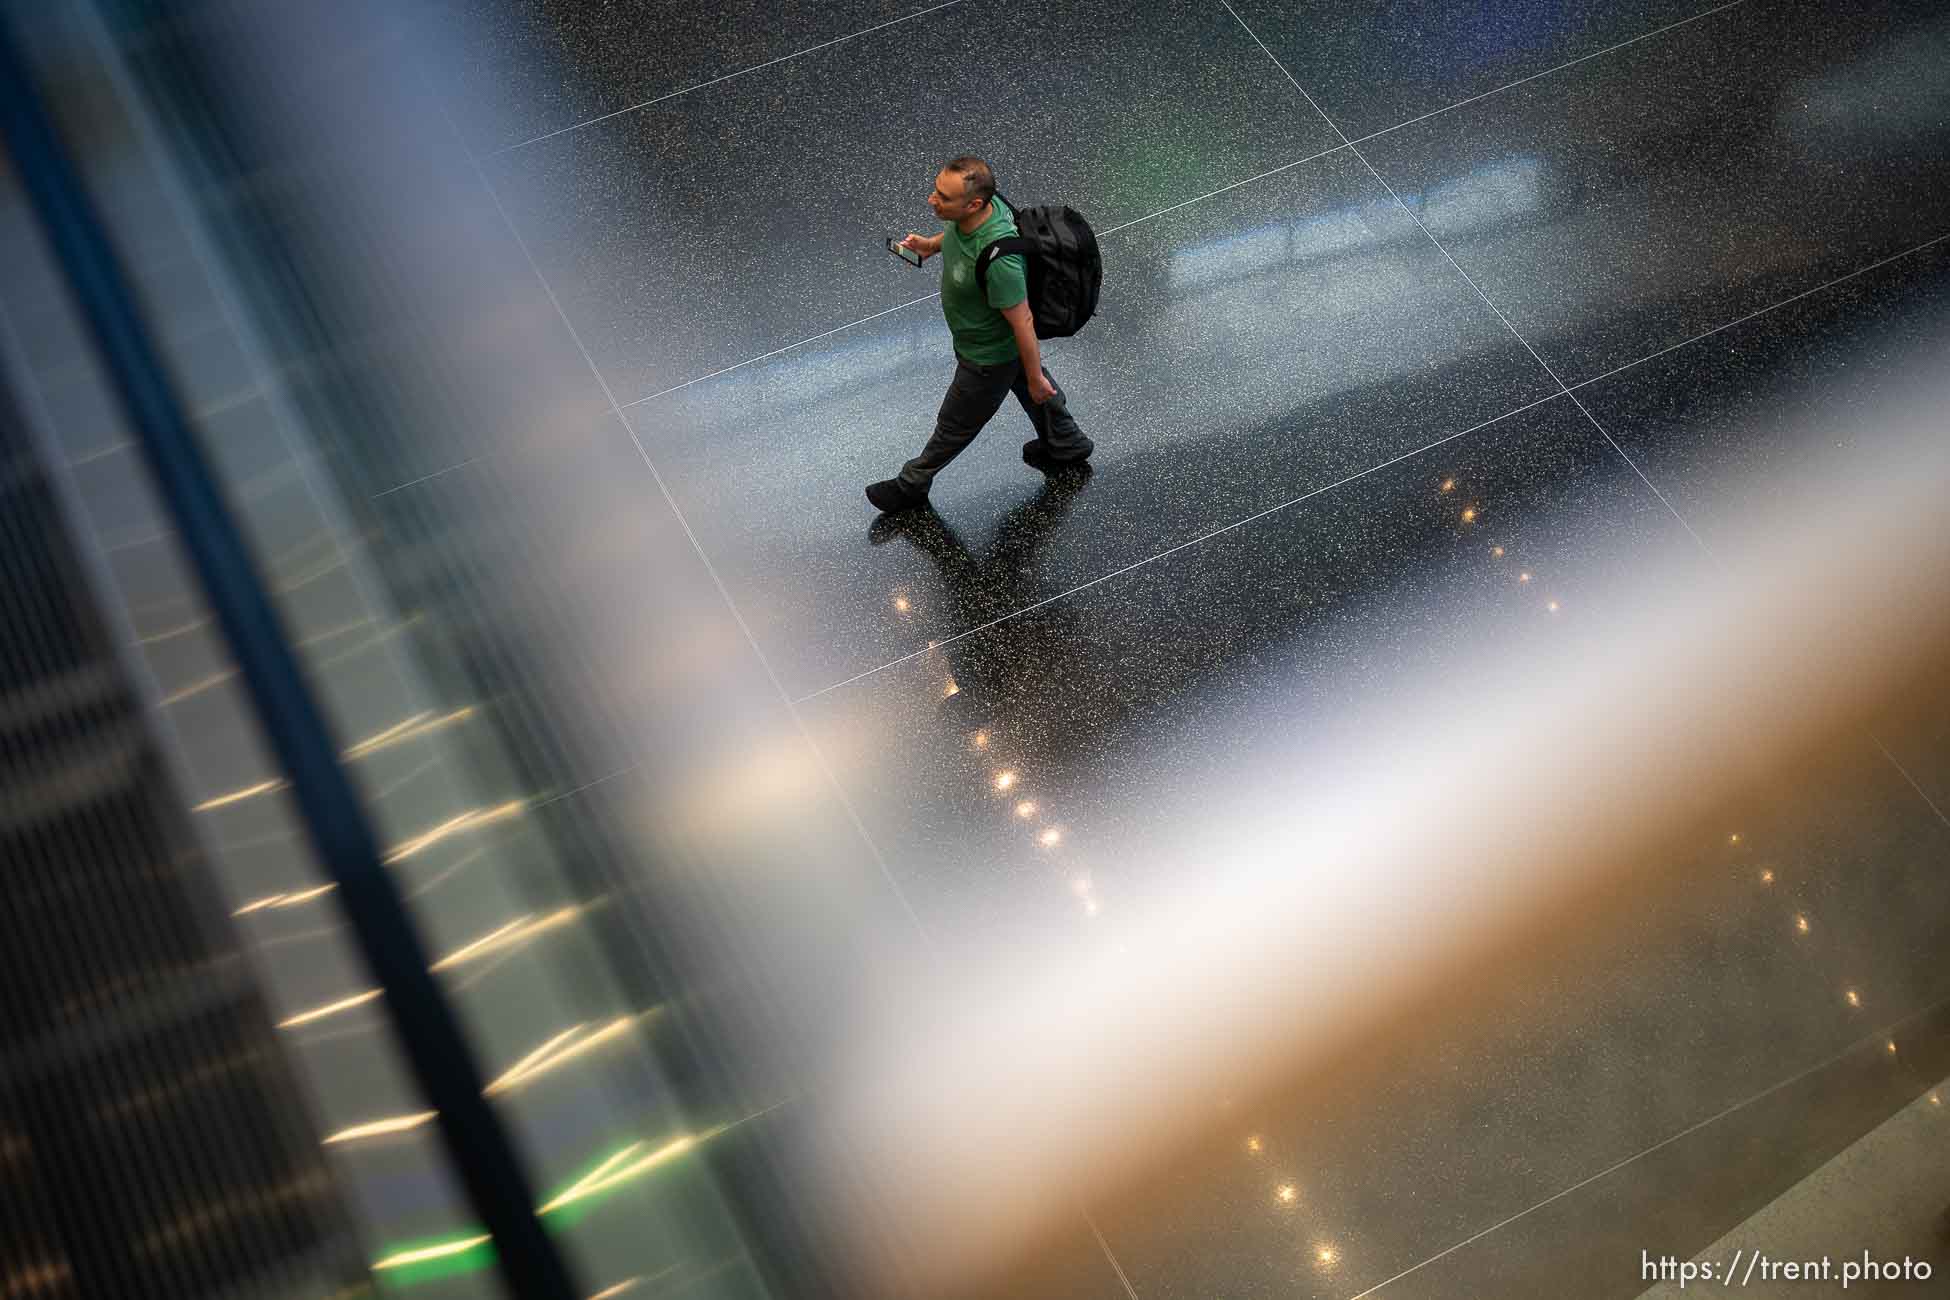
[868,465,1095,731]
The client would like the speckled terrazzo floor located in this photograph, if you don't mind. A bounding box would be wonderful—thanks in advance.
[413,2,1950,1295]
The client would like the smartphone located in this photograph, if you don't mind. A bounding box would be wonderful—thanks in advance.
[887,236,923,267]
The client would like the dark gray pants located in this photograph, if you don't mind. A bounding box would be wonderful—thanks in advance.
[898,354,1092,490]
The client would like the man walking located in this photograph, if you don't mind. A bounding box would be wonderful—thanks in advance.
[866,156,1093,513]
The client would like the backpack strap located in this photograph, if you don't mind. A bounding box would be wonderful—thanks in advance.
[973,191,1025,299]
[974,236,1033,297]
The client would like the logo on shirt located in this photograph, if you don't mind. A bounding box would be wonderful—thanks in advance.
[953,263,972,286]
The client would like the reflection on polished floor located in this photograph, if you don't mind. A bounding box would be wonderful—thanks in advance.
[417,0,1950,1295]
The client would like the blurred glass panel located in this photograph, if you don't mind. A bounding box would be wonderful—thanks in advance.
[3,0,783,1294]
[1,155,496,1300]
[1,334,375,1291]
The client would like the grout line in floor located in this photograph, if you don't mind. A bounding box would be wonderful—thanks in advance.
[486,0,967,155]
[386,0,1799,497]
[436,77,939,953]
[1565,232,1950,395]
[437,0,1950,849]
[790,217,1946,698]
[794,390,1565,702]
[1086,1208,1143,1300]
[1345,0,1753,148]
[444,72,1184,1300]
[1343,991,1950,1298]
[1218,16,1950,1295]
[370,455,488,500]
[620,292,944,409]
[1094,145,1349,238]
[787,0,1884,702]
[1869,736,1950,831]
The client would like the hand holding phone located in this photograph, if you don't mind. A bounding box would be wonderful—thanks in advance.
[887,236,924,267]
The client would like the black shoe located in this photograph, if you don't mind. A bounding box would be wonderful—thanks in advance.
[866,477,928,513]
[1023,439,1092,472]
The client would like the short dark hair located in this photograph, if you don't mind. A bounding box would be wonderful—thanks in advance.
[943,155,995,205]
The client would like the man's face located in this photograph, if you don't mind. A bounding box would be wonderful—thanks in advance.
[928,170,982,222]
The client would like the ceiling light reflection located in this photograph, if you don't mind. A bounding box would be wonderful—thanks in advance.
[588,1281,647,1300]
[341,711,431,757]
[428,917,530,972]
[162,669,238,707]
[343,706,476,760]
[372,1235,491,1272]
[322,1111,437,1145]
[429,907,580,973]
[366,1105,784,1277]
[539,1134,704,1215]
[486,1017,636,1096]
[277,988,381,1029]
[538,1142,643,1215]
[384,800,525,863]
[135,616,205,645]
[486,1025,588,1095]
[192,779,286,813]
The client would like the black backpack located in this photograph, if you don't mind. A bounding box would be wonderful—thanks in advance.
[974,193,1102,339]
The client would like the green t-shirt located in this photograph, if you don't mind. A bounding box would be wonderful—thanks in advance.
[939,199,1026,365]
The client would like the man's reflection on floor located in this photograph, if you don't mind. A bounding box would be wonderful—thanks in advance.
[868,464,1095,734]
